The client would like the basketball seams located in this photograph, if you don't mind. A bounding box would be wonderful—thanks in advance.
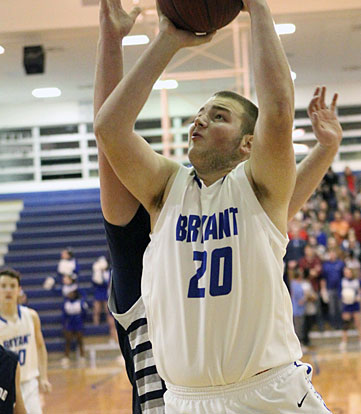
[203,0,213,33]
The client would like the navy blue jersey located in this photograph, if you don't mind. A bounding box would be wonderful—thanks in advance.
[0,345,18,414]
[104,206,166,414]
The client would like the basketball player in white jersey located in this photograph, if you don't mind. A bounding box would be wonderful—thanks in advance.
[0,268,52,414]
[95,0,343,411]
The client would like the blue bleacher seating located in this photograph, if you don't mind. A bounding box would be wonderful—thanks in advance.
[0,188,110,352]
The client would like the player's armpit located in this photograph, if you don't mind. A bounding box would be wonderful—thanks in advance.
[95,127,180,215]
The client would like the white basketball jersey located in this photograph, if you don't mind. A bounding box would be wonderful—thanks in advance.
[0,306,39,382]
[142,162,302,387]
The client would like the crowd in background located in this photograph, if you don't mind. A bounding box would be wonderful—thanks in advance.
[285,166,361,351]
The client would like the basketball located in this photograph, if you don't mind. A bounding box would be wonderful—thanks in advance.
[158,0,244,33]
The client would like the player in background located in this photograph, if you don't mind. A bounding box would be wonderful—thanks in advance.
[94,1,342,413]
[0,345,27,414]
[0,268,52,414]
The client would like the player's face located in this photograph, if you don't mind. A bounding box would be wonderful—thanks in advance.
[0,275,21,305]
[188,96,245,171]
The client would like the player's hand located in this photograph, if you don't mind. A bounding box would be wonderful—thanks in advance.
[308,86,343,151]
[156,1,215,49]
[99,0,141,40]
[39,378,52,393]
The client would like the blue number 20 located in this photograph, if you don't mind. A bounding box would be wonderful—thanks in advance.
[188,247,233,298]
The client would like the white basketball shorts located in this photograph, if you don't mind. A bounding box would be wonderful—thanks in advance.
[164,361,331,414]
[20,377,42,414]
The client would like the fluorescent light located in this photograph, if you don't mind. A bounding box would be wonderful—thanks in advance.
[292,128,305,139]
[291,71,297,81]
[153,80,178,90]
[0,46,4,54]
[293,143,309,155]
[32,87,62,98]
[122,35,149,46]
[275,23,296,35]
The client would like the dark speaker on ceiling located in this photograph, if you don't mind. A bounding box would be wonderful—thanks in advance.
[23,45,45,75]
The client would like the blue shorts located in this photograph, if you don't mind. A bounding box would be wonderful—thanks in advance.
[342,302,360,313]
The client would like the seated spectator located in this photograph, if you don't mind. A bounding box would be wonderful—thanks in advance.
[339,266,361,351]
[309,220,328,247]
[335,185,354,213]
[341,229,361,259]
[299,245,324,332]
[330,211,350,245]
[290,266,305,347]
[343,250,361,280]
[320,167,339,212]
[321,249,345,329]
[301,272,318,347]
[349,210,361,244]
[308,235,326,260]
[341,166,357,197]
[285,222,307,263]
[61,289,88,368]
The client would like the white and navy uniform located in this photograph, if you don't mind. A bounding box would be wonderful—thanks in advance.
[104,210,166,414]
[142,162,330,413]
[0,305,42,414]
[341,277,361,313]
[0,345,18,414]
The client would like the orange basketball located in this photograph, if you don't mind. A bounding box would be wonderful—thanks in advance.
[158,0,243,33]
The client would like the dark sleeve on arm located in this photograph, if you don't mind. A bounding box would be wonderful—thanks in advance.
[103,205,151,313]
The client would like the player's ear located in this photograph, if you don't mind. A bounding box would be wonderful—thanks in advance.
[239,134,253,155]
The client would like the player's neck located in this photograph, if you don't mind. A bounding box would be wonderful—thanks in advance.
[195,166,234,187]
[0,302,18,320]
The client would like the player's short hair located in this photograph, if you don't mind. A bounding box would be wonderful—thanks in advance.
[0,268,21,285]
[213,90,258,137]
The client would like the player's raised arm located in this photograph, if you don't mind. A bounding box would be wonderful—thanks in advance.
[31,309,52,393]
[94,6,214,215]
[288,86,343,220]
[94,0,142,225]
[243,0,295,233]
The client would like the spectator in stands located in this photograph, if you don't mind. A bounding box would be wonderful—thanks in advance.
[285,221,307,263]
[321,249,345,329]
[290,265,305,347]
[91,256,117,342]
[61,289,88,369]
[330,210,350,244]
[320,166,339,212]
[301,271,318,347]
[57,248,79,281]
[342,229,361,258]
[309,220,328,248]
[308,235,326,260]
[336,185,354,214]
[349,209,361,244]
[339,266,361,351]
[0,268,52,414]
[341,166,357,197]
[299,244,324,331]
[343,249,361,280]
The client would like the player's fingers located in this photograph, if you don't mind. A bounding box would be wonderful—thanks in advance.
[313,86,320,97]
[330,93,338,112]
[195,31,217,44]
[129,6,142,22]
[308,95,319,114]
[320,86,327,109]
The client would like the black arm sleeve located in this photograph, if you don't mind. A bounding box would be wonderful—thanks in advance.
[103,205,151,313]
